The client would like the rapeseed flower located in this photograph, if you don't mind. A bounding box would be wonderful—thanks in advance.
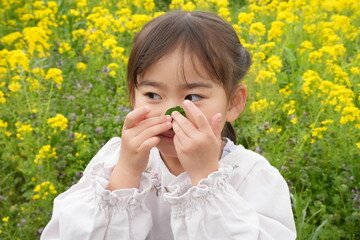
[249,22,266,36]
[47,114,68,131]
[5,50,30,71]
[76,62,87,70]
[32,181,57,200]
[23,27,50,57]
[0,91,6,103]
[268,21,285,41]
[2,217,9,223]
[34,145,57,165]
[144,0,155,11]
[0,31,24,48]
[266,55,283,72]
[8,81,21,92]
[58,42,71,54]
[340,107,360,125]
[298,40,314,54]
[250,99,270,113]
[238,12,254,25]
[45,68,63,86]
[279,83,293,98]
[74,132,87,143]
[16,123,34,140]
[255,69,277,85]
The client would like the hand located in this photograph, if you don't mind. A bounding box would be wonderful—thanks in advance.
[107,106,172,190]
[171,100,223,186]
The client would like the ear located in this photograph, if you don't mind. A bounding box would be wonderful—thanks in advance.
[226,84,247,122]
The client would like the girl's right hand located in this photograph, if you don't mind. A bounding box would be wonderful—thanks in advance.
[107,106,172,190]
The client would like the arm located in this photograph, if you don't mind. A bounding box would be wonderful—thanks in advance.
[169,101,296,239]
[40,138,153,240]
[42,106,172,239]
[163,162,296,240]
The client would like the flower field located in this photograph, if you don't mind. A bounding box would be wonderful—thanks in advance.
[0,0,359,238]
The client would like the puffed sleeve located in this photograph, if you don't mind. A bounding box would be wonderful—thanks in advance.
[41,137,153,240]
[163,161,296,240]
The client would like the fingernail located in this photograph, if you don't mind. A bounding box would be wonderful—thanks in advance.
[165,115,172,121]
[171,111,178,117]
[183,99,191,105]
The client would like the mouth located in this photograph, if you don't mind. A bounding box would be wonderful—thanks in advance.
[159,131,175,140]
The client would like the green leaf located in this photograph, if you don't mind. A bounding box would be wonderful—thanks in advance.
[165,106,186,117]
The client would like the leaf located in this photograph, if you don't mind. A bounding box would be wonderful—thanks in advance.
[165,106,186,117]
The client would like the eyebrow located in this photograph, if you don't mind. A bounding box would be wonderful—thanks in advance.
[138,80,213,90]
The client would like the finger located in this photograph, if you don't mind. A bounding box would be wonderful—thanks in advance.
[139,136,161,152]
[136,121,172,144]
[211,113,222,139]
[182,100,211,131]
[123,106,151,130]
[171,111,196,138]
[133,115,172,135]
[172,121,187,146]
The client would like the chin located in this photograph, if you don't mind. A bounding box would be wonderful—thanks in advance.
[156,139,178,159]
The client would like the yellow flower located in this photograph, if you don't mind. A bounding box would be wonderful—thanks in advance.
[2,216,9,223]
[340,107,360,125]
[250,99,269,113]
[74,132,87,143]
[266,55,283,72]
[0,31,24,47]
[8,81,21,92]
[5,50,30,71]
[144,0,155,11]
[279,83,293,98]
[45,68,63,86]
[182,2,196,12]
[103,39,117,50]
[249,22,266,36]
[23,27,50,57]
[76,62,87,70]
[0,91,6,103]
[0,120,8,128]
[34,145,57,165]
[32,181,57,200]
[356,142,360,149]
[268,21,285,41]
[238,12,254,25]
[255,69,276,85]
[350,67,359,75]
[47,114,68,131]
[58,42,71,53]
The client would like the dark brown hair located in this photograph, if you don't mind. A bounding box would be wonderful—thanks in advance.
[127,11,251,143]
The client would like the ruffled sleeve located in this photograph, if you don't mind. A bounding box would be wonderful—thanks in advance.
[163,156,296,240]
[41,137,153,240]
[163,166,259,239]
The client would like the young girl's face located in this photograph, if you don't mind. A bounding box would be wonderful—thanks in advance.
[133,47,236,159]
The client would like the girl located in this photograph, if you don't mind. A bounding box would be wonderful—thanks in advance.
[41,11,296,239]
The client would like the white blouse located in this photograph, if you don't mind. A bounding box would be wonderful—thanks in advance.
[41,137,296,240]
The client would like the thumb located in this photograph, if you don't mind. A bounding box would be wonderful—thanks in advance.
[211,113,222,139]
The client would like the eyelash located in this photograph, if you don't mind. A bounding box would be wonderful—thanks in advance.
[185,94,202,102]
[144,93,203,102]
[145,92,161,100]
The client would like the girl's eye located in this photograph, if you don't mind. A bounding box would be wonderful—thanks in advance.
[145,92,161,100]
[185,94,202,102]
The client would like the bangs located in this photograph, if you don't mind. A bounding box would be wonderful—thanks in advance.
[127,11,250,101]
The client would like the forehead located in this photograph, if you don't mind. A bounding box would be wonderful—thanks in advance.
[138,46,216,86]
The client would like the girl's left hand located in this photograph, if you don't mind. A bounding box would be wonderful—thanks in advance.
[171,100,223,186]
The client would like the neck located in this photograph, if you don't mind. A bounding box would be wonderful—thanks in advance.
[159,153,185,176]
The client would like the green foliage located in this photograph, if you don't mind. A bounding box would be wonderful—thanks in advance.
[0,0,359,239]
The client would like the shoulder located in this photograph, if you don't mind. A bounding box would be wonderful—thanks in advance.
[220,144,282,188]
[83,137,122,174]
